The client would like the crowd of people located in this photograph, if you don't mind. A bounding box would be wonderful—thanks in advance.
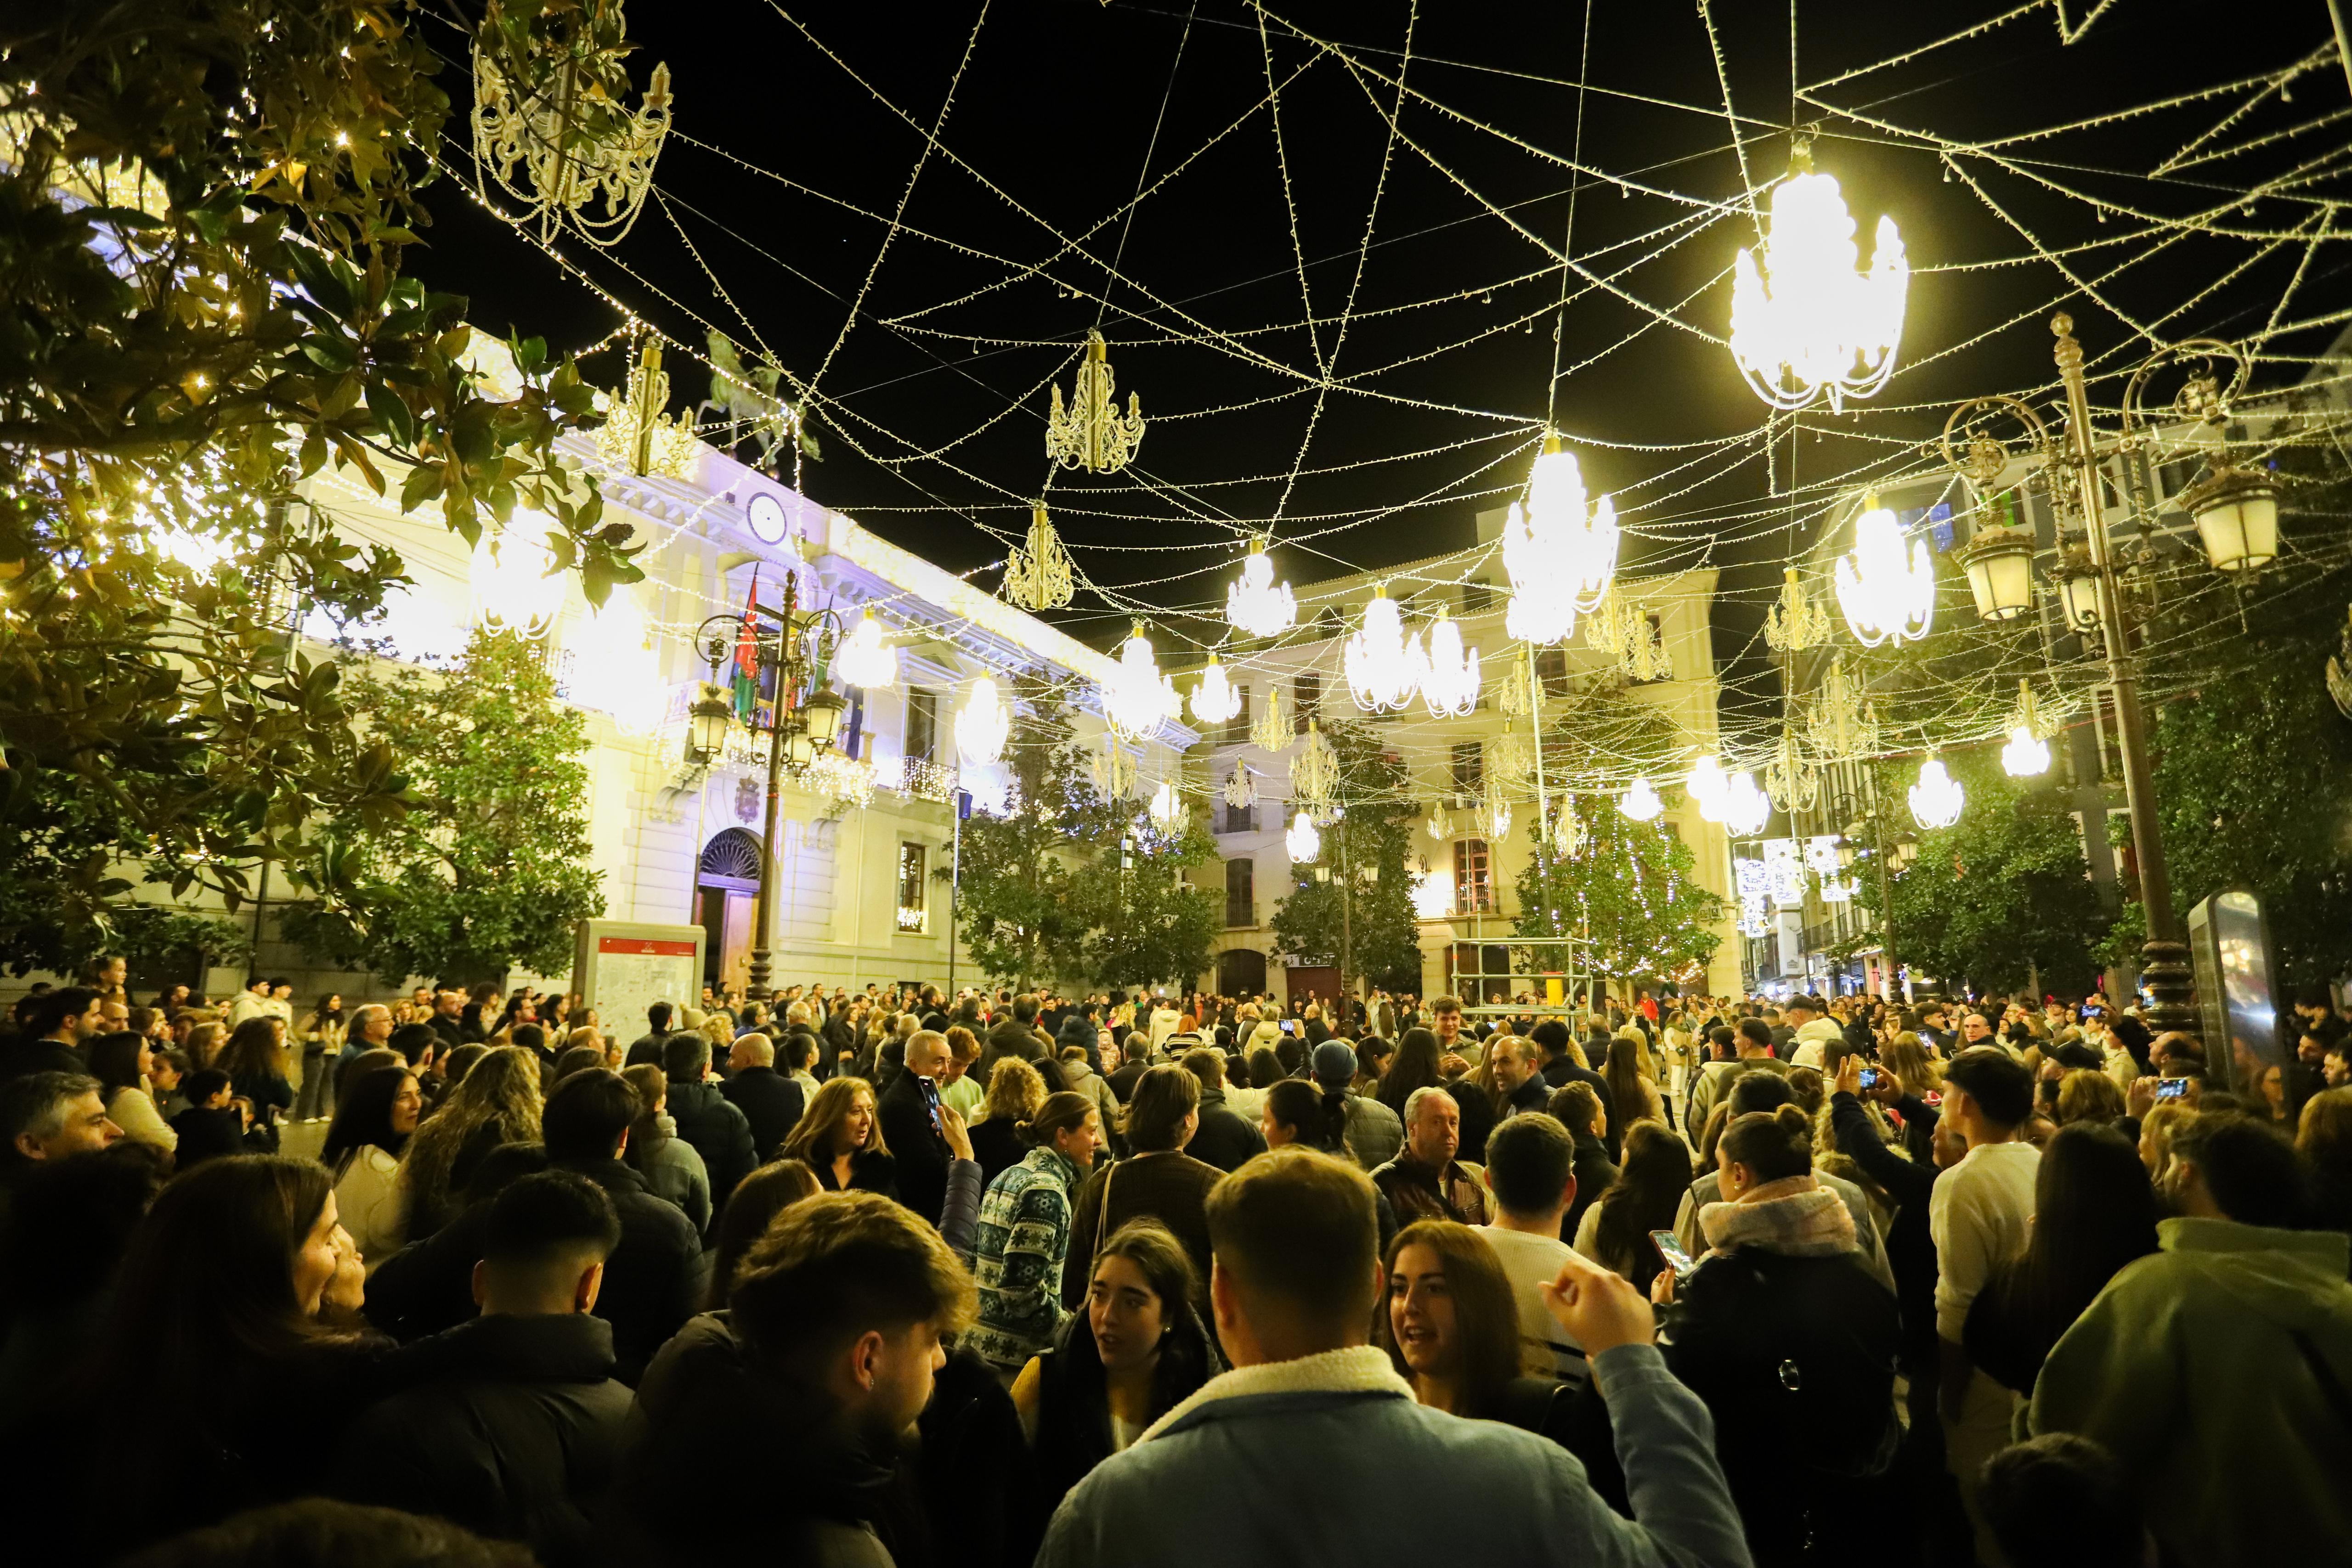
[3,961,2350,1568]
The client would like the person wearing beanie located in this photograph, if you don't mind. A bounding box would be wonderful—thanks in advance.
[1313,1040,1403,1171]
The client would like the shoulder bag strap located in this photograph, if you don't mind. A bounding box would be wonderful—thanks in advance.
[1094,1161,1117,1259]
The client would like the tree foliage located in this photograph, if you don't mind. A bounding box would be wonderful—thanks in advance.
[1513,807,1728,988]
[1270,720,1422,991]
[0,0,636,965]
[279,627,605,984]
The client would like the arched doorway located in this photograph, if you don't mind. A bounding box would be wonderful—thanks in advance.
[696,828,763,993]
[1217,948,1267,999]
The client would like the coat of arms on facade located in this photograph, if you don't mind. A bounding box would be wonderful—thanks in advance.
[735,774,762,823]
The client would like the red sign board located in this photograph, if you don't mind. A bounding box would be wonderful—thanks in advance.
[598,938,699,958]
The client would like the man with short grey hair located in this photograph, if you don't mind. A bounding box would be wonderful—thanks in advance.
[1370,1087,1488,1226]
[2,1071,121,1179]
[880,1029,956,1225]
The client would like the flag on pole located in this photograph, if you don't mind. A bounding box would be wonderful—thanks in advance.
[731,565,761,722]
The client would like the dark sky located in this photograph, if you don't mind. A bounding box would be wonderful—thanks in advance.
[412,0,2352,724]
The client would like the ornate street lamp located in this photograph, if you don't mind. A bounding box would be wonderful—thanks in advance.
[685,682,733,765]
[2179,466,2280,574]
[1954,518,2037,621]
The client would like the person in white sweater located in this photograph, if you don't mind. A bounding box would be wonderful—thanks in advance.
[321,1063,424,1271]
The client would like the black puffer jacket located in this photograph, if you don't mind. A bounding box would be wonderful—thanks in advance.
[665,1077,756,1211]
[548,1157,702,1384]
[719,1064,805,1164]
[329,1312,631,1568]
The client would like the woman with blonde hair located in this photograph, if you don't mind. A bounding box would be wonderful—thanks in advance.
[396,1043,543,1238]
[1880,1032,1942,1099]
[1601,1031,1664,1131]
[783,1075,895,1197]
[972,1056,1047,1183]
[2054,1067,2126,1127]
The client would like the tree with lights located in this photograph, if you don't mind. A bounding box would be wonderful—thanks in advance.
[1079,815,1221,994]
[1514,809,1727,998]
[0,1,636,964]
[938,716,1097,992]
[1270,721,1423,996]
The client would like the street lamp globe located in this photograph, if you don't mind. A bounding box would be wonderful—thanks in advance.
[1954,522,2036,621]
[802,683,848,750]
[686,682,733,765]
[2180,465,2280,574]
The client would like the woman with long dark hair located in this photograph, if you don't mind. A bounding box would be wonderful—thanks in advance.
[1012,1219,1221,1513]
[88,1030,176,1155]
[216,1016,293,1152]
[320,1065,422,1270]
[1601,1032,1664,1132]
[702,1158,822,1311]
[1963,1122,2158,1395]
[1375,1217,1589,1453]
[1574,1120,1691,1292]
[1378,1027,1446,1119]
[396,1044,543,1239]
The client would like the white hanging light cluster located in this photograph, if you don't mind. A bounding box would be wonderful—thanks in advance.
[1618,777,1664,822]
[835,608,898,691]
[1188,654,1240,727]
[568,585,663,734]
[1490,720,1533,790]
[1289,720,1339,813]
[471,509,567,639]
[1584,592,1672,682]
[1501,434,1619,644]
[1834,494,1936,647]
[1727,137,1908,413]
[1426,801,1455,841]
[1147,779,1187,834]
[1763,725,1819,811]
[1474,782,1514,843]
[1091,737,1138,800]
[1805,654,1883,761]
[1721,771,1771,836]
[1250,682,1291,754]
[1496,660,1531,718]
[1419,608,1481,717]
[1285,809,1322,864]
[1546,801,1589,856]
[1223,757,1258,811]
[2001,679,2053,778]
[1685,754,1730,820]
[1910,754,1965,829]
[1226,539,1297,638]
[955,675,1010,767]
[1102,622,1181,742]
[1345,584,1425,713]
[1764,567,1835,651]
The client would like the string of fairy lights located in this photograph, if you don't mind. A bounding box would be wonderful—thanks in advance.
[147,3,2352,857]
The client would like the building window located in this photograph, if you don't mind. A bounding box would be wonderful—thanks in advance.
[905,688,939,764]
[1450,740,1484,796]
[1221,797,1255,835]
[1535,647,1570,697]
[1454,838,1494,915]
[1225,858,1255,928]
[1223,685,1250,746]
[896,843,928,932]
[1295,671,1320,732]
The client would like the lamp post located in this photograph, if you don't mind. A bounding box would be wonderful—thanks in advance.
[1939,315,2256,1038]
[687,569,847,1001]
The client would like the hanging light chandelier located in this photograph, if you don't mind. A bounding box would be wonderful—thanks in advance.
[471,0,674,247]
[1289,719,1339,812]
[1619,777,1665,822]
[1345,584,1425,712]
[1473,782,1514,843]
[595,335,702,479]
[1002,502,1074,612]
[1091,736,1138,799]
[1223,756,1258,811]
[568,584,662,733]
[1833,494,1936,647]
[2001,678,2054,778]
[1147,779,1187,834]
[1285,809,1322,864]
[1764,567,1835,651]
[1188,654,1240,727]
[1546,800,1589,856]
[1685,754,1730,821]
[1490,720,1533,790]
[1502,434,1619,644]
[1763,724,1820,811]
[1426,801,1456,841]
[1584,592,1673,682]
[1805,654,1882,760]
[1496,659,1532,718]
[1046,330,1145,473]
[471,510,567,639]
[1102,621,1181,742]
[1250,682,1291,754]
[835,608,898,691]
[1910,754,1965,829]
[955,675,1011,767]
[1727,136,1908,412]
[1419,608,1481,718]
[1226,538,1297,638]
[1722,770,1772,836]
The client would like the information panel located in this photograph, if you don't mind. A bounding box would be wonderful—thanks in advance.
[574,920,705,1039]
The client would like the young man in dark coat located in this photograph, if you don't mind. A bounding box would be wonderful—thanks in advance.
[330,1170,633,1568]
[662,1032,756,1213]
[539,1070,701,1383]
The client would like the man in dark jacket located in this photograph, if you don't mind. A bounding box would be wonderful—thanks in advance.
[330,1170,633,1568]
[877,1030,954,1227]
[541,1070,701,1383]
[980,994,1052,1081]
[720,1032,804,1162]
[1177,1047,1265,1173]
[662,1032,756,1212]
[627,1001,675,1066]
[1546,1081,1618,1245]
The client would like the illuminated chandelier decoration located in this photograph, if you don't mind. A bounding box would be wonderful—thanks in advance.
[471,0,674,247]
[1546,800,1589,856]
[1285,809,1322,864]
[1473,782,1514,844]
[1618,777,1664,822]
[1102,622,1181,742]
[1727,136,1908,412]
[1721,770,1772,836]
[1187,654,1240,728]
[596,336,701,479]
[1834,494,1936,647]
[471,509,567,639]
[1490,721,1533,790]
[1496,659,1531,718]
[1226,538,1297,638]
[1584,592,1672,682]
[1805,654,1882,761]
[569,584,662,733]
[1090,737,1139,800]
[2001,678,2054,778]
[1147,779,1187,834]
[1763,723,1820,811]
[1345,584,1425,713]
[1250,682,1291,754]
[1764,567,1835,652]
[1002,503,1074,612]
[1223,756,1258,811]
[1289,719,1339,813]
[1419,608,1481,718]
[1426,801,1455,841]
[1501,434,1619,644]
[1046,330,1145,473]
[1910,754,1965,829]
[1685,754,1730,821]
[955,675,1011,767]
[835,609,898,691]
